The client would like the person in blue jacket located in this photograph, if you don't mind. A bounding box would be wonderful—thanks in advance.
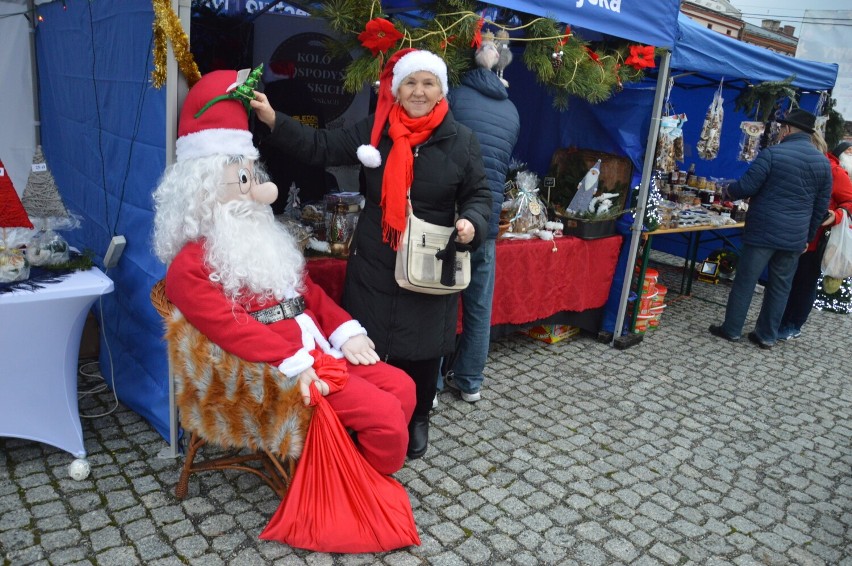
[441,40,520,402]
[709,109,831,349]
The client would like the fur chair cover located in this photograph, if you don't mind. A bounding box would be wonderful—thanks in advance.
[164,310,312,459]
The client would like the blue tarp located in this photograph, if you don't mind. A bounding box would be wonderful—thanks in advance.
[672,13,838,91]
[36,0,169,439]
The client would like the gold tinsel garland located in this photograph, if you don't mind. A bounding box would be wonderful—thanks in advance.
[151,0,201,88]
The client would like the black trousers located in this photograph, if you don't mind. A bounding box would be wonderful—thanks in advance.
[385,357,441,419]
[780,245,825,331]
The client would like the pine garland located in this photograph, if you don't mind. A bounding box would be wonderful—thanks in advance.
[316,0,654,109]
[734,75,797,122]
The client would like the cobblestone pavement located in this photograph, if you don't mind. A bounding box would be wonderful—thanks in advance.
[2,254,851,565]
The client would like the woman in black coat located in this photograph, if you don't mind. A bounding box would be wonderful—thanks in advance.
[253,49,491,460]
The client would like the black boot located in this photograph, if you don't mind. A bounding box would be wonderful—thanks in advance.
[406,415,429,459]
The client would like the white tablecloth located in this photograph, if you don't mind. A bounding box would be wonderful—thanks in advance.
[0,268,114,458]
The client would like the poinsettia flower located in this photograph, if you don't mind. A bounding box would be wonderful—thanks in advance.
[440,35,457,50]
[625,45,656,70]
[471,17,484,48]
[584,46,601,65]
[358,18,403,56]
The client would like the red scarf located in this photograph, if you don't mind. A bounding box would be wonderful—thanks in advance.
[381,99,449,250]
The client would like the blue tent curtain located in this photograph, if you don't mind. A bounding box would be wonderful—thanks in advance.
[36,0,170,439]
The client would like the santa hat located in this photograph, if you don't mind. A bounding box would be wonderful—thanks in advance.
[175,70,258,162]
[357,49,449,168]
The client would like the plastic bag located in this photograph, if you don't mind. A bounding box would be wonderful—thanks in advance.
[259,351,420,553]
[821,209,852,279]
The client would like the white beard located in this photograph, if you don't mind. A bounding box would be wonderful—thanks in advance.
[205,200,306,305]
[839,152,852,177]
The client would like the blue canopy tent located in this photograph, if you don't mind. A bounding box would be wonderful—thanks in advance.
[26,0,682,448]
[485,13,838,339]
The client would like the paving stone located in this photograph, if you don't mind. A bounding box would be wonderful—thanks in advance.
[1,256,849,564]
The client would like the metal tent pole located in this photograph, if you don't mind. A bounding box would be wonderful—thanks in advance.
[611,50,672,347]
[158,0,191,460]
[28,0,40,146]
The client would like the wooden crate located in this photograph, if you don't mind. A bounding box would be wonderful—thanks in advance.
[546,148,634,213]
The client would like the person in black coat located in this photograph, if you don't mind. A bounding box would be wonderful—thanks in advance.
[252,49,491,459]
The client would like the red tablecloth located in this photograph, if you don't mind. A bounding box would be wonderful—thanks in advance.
[306,235,622,327]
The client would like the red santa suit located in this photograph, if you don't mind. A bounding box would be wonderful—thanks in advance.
[165,240,415,475]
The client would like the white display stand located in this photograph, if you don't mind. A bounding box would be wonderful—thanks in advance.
[0,267,114,479]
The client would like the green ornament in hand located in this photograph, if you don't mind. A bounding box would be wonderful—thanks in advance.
[194,63,264,118]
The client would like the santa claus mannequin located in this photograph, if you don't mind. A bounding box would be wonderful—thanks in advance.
[152,70,415,475]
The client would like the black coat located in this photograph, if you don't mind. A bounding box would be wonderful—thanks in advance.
[262,109,492,361]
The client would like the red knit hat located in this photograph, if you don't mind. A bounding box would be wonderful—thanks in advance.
[176,70,259,162]
[356,49,449,168]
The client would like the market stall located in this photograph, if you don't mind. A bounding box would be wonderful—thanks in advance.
[6,0,683,442]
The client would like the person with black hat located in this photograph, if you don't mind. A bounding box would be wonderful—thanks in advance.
[776,139,852,339]
[708,108,832,349]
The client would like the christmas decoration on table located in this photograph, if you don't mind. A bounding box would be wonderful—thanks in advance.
[566,159,600,214]
[315,0,656,110]
[505,170,548,234]
[284,182,301,221]
[0,161,33,283]
[323,192,362,257]
[696,81,724,161]
[20,146,79,267]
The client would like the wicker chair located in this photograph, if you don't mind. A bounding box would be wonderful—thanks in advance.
[150,279,311,499]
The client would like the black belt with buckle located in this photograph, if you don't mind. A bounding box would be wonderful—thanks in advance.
[249,296,306,324]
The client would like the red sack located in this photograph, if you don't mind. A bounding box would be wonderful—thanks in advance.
[259,351,420,553]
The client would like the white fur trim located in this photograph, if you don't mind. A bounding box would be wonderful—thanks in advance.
[176,129,259,162]
[277,348,315,378]
[328,320,367,351]
[357,144,382,168]
[391,51,449,97]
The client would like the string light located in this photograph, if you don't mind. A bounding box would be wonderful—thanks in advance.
[814,275,852,314]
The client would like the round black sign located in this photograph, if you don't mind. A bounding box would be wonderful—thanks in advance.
[267,32,355,123]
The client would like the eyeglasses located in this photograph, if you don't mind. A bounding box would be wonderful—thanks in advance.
[219,167,266,195]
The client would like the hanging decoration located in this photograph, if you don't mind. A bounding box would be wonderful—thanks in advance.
[151,0,201,89]
[696,80,724,161]
[654,78,687,174]
[316,0,656,110]
[736,121,764,162]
